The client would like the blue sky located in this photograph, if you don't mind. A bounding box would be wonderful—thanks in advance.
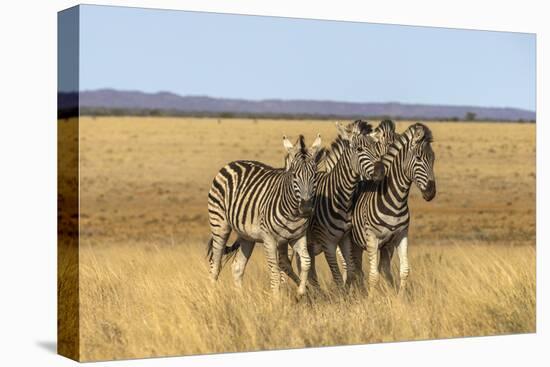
[77,5,536,111]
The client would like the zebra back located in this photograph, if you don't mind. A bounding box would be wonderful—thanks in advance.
[208,135,324,243]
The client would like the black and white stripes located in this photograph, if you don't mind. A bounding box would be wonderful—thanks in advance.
[207,135,323,296]
[294,120,386,289]
[206,120,436,297]
[348,123,436,293]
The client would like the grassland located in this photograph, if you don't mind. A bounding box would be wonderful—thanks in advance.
[60,117,535,361]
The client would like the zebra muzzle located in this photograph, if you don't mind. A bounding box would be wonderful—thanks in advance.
[422,180,436,201]
[372,161,385,181]
[299,199,314,217]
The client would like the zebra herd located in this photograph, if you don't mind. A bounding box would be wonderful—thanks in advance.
[207,119,436,298]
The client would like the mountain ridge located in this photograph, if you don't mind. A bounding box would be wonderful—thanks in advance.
[58,89,536,121]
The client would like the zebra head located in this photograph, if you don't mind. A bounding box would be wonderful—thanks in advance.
[283,134,324,217]
[336,120,385,181]
[407,123,436,201]
[373,119,398,157]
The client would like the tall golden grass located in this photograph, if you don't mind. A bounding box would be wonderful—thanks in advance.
[77,240,535,361]
[56,117,536,361]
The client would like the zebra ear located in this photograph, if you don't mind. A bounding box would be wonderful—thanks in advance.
[283,135,295,170]
[310,134,323,163]
[412,125,425,145]
[335,122,351,141]
[283,135,294,153]
[311,133,322,151]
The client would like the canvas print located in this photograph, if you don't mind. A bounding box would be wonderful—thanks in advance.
[58,5,536,362]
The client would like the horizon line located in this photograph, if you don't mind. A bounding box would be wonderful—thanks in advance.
[70,88,537,113]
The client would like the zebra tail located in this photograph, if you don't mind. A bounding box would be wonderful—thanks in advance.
[221,240,241,268]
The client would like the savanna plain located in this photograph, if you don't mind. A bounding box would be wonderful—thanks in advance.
[59,117,536,361]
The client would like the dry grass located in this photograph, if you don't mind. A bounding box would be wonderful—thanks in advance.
[58,117,536,361]
[78,240,535,361]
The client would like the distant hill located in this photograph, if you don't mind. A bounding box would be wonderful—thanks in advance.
[59,89,536,121]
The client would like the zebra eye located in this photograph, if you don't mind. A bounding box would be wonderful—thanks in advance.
[357,147,363,152]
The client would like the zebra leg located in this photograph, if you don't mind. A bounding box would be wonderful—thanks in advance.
[209,229,231,282]
[339,234,356,288]
[263,237,281,296]
[309,252,321,290]
[366,234,380,293]
[293,236,311,297]
[324,243,345,289]
[336,247,346,283]
[396,233,410,294]
[378,246,395,289]
[297,248,321,290]
[231,238,255,289]
[281,245,296,284]
[278,244,300,286]
[350,240,365,289]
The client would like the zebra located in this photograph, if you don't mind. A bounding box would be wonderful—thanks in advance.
[222,120,386,292]
[206,134,324,297]
[289,120,386,290]
[345,122,436,294]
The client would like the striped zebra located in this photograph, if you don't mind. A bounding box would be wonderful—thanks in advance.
[289,120,386,289]
[346,123,436,293]
[222,120,386,292]
[333,119,398,281]
[207,134,324,296]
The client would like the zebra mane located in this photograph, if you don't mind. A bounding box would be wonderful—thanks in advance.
[378,119,396,133]
[282,135,307,168]
[321,120,373,172]
[384,123,433,163]
[297,134,307,155]
[283,134,327,170]
[320,135,348,172]
[353,119,374,135]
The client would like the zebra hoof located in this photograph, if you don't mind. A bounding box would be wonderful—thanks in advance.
[296,291,313,303]
[295,287,307,300]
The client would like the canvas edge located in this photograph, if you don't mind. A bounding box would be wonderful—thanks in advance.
[57,4,81,362]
